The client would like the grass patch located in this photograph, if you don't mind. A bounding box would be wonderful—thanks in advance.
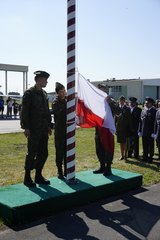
[0,128,160,187]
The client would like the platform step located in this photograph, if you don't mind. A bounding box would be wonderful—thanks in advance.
[0,169,142,225]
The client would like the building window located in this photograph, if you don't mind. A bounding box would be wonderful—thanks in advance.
[110,86,122,93]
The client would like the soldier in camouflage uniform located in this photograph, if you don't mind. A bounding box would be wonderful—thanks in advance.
[52,83,66,179]
[21,71,52,187]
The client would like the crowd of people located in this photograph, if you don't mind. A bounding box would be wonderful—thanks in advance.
[114,95,160,164]
[0,96,21,119]
[18,70,160,187]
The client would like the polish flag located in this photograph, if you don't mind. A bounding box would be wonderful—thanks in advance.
[76,74,116,154]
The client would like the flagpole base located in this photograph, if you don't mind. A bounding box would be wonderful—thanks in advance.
[66,178,78,185]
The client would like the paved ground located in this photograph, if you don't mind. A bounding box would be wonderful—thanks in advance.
[0,184,160,240]
[0,119,22,134]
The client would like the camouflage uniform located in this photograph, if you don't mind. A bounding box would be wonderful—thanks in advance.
[52,96,66,177]
[21,85,52,172]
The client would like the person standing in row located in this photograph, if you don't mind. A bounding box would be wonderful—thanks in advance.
[21,70,52,187]
[52,83,67,179]
[138,97,156,163]
[12,99,19,119]
[154,100,160,160]
[128,97,142,159]
[115,95,132,160]
[0,96,4,118]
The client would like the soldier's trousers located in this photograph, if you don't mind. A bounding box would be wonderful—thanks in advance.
[25,129,48,171]
[54,133,66,172]
[95,133,113,165]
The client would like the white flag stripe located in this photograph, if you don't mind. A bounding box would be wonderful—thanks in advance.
[77,73,116,134]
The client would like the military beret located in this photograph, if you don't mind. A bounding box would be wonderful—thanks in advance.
[129,97,137,102]
[119,95,125,100]
[34,70,50,79]
[145,97,154,103]
[55,82,65,93]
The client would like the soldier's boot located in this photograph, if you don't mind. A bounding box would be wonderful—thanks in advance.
[93,163,105,174]
[24,170,36,187]
[103,163,112,176]
[57,166,64,179]
[35,169,50,185]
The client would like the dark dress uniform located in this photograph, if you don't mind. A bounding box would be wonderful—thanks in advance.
[128,105,142,159]
[52,96,66,178]
[154,109,160,159]
[139,106,156,162]
[115,105,132,143]
[21,86,52,172]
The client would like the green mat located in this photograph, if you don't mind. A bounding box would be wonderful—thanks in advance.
[0,169,142,225]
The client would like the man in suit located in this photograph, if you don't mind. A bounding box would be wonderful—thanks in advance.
[139,97,157,163]
[128,97,142,159]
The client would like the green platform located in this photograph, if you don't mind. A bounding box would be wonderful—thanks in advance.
[0,169,142,225]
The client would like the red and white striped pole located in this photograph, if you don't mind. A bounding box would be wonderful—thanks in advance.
[66,0,77,183]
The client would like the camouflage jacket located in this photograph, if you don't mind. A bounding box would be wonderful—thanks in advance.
[20,85,51,130]
[52,96,66,135]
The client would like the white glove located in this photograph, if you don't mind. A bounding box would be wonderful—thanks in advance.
[151,133,156,138]
[138,132,142,137]
[151,133,157,139]
[75,115,80,125]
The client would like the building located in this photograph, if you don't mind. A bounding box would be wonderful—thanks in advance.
[92,78,160,103]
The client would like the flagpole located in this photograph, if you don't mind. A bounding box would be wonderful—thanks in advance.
[66,0,77,183]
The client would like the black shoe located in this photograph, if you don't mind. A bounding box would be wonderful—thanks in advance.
[24,178,36,188]
[103,167,112,176]
[35,176,50,185]
[93,168,105,174]
[58,174,65,180]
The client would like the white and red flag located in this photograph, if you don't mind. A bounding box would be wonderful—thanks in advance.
[76,74,116,155]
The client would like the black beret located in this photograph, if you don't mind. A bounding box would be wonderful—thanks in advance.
[129,97,137,102]
[119,95,125,100]
[55,82,65,93]
[145,97,154,103]
[34,70,50,79]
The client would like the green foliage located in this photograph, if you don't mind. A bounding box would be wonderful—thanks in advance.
[0,128,160,187]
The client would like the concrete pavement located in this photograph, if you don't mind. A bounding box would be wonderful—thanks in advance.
[0,183,160,240]
[0,119,22,134]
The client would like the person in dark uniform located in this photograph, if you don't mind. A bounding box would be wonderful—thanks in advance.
[128,97,142,159]
[93,84,120,176]
[115,95,132,160]
[52,83,66,179]
[21,70,52,187]
[139,97,157,163]
[154,100,160,160]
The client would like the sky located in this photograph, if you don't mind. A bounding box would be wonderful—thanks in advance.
[0,0,160,95]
